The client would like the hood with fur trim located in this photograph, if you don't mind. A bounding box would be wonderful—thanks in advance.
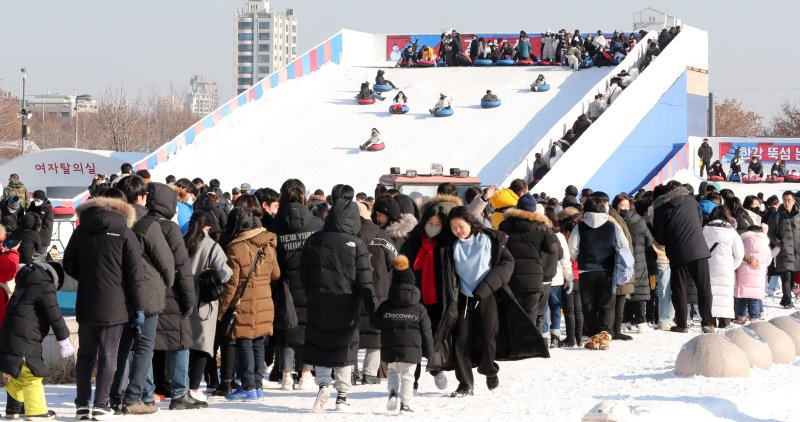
[419,194,463,216]
[75,197,135,233]
[384,213,418,241]
[503,208,552,227]
[652,187,690,211]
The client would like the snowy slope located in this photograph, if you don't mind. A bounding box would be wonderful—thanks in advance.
[17,301,799,421]
[149,64,609,193]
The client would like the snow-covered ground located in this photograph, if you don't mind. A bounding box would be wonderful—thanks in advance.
[11,299,799,421]
[149,64,609,194]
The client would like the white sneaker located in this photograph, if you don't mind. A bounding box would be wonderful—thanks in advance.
[312,386,329,413]
[297,372,315,391]
[280,375,294,391]
[637,323,653,333]
[387,390,398,411]
[190,389,208,402]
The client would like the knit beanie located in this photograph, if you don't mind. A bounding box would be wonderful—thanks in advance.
[373,198,401,221]
[516,193,538,212]
[392,255,415,285]
[6,196,20,211]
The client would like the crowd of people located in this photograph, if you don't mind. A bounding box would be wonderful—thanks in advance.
[0,160,795,419]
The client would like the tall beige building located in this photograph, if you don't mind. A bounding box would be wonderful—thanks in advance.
[234,0,298,95]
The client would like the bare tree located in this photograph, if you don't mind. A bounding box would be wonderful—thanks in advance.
[767,101,800,137]
[0,87,19,142]
[715,98,764,137]
[142,83,197,151]
[86,86,147,151]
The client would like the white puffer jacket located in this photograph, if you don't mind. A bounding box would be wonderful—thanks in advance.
[702,220,744,318]
[552,232,574,287]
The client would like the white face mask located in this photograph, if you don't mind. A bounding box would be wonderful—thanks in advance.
[33,199,43,207]
[425,225,442,238]
[185,196,195,206]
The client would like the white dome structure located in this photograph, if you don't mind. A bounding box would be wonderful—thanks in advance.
[675,334,749,378]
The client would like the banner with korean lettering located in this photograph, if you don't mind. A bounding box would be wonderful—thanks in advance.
[719,142,800,164]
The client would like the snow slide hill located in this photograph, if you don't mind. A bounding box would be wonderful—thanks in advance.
[148,64,610,194]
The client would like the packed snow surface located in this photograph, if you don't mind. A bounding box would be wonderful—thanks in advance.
[149,64,609,193]
[9,301,798,421]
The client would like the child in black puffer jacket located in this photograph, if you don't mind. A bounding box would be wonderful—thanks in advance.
[371,255,444,414]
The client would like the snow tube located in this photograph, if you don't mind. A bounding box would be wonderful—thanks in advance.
[742,177,762,184]
[785,174,800,182]
[707,175,725,182]
[356,97,376,105]
[473,59,493,66]
[417,60,435,68]
[389,104,409,114]
[480,99,501,109]
[729,174,741,183]
[767,176,785,183]
[433,108,454,117]
[531,84,551,92]
[436,61,448,67]
[366,143,385,152]
[373,84,393,93]
[517,58,535,66]
[496,58,515,66]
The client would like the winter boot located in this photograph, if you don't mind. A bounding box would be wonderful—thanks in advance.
[550,334,561,348]
[449,384,474,398]
[612,332,632,341]
[312,384,330,413]
[362,374,380,385]
[212,380,233,397]
[486,375,499,391]
[122,401,157,415]
[387,390,398,411]
[562,337,576,348]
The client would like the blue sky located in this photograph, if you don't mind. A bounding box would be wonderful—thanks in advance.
[0,0,792,119]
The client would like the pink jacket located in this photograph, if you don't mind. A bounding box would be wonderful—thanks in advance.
[735,231,771,299]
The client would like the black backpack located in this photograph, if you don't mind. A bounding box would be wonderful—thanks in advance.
[198,242,224,304]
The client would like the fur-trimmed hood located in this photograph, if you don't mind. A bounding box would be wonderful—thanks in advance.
[75,197,135,232]
[420,194,463,216]
[228,227,277,249]
[652,187,690,210]
[740,230,768,244]
[503,208,552,227]
[385,213,418,241]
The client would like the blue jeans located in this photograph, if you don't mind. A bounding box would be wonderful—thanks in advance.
[237,337,265,391]
[735,298,761,318]
[656,263,674,325]
[548,286,563,336]
[167,349,190,399]
[111,315,158,405]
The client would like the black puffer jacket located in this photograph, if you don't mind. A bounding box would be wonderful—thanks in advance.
[147,183,196,351]
[272,202,323,347]
[652,187,710,266]
[301,200,375,367]
[0,202,24,234]
[64,197,145,325]
[357,218,395,350]
[27,199,53,250]
[130,204,175,316]
[768,204,800,273]
[370,273,433,364]
[498,209,559,292]
[0,264,69,378]
[11,214,41,264]
[624,212,653,301]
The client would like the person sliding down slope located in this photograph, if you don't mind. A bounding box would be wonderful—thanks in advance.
[357,82,385,101]
[360,128,383,151]
[429,93,452,115]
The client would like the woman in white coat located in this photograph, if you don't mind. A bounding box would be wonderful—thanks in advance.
[702,206,744,328]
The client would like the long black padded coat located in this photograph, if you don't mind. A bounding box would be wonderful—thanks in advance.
[498,208,559,292]
[625,211,654,301]
[0,264,69,378]
[301,200,375,367]
[271,202,323,348]
[357,218,396,350]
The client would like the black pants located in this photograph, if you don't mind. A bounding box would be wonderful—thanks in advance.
[76,324,124,407]
[188,350,209,390]
[699,160,708,177]
[382,79,397,89]
[629,300,648,324]
[780,271,795,307]
[152,350,170,397]
[613,295,626,335]
[536,283,552,333]
[414,303,443,386]
[579,272,615,336]
[452,294,499,388]
[671,258,713,328]
[562,284,583,342]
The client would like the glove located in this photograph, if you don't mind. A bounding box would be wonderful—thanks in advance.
[132,310,145,335]
[58,339,74,358]
[565,279,574,295]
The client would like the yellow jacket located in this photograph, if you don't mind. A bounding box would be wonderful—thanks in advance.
[420,46,436,62]
[489,189,519,229]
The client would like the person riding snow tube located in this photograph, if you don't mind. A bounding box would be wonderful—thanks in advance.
[433,108,454,117]
[365,142,385,151]
[389,104,409,114]
[360,128,384,151]
[480,90,501,108]
[706,175,725,182]
[531,83,550,92]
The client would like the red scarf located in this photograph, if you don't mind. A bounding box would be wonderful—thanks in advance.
[414,234,438,305]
